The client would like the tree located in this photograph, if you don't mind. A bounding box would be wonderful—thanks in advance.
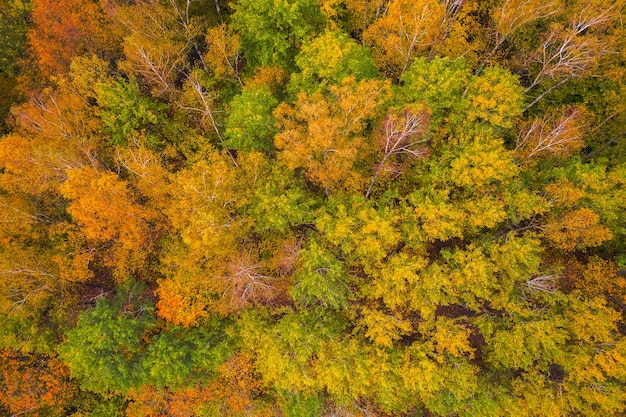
[58,289,156,395]
[0,0,29,132]
[365,106,430,198]
[541,208,612,251]
[224,84,278,153]
[204,23,244,87]
[275,77,389,193]
[28,0,117,76]
[0,348,76,416]
[291,240,352,310]
[521,1,624,109]
[363,0,447,78]
[231,0,325,69]
[515,106,586,163]
[289,29,379,94]
[96,77,170,149]
[482,0,561,68]
[60,165,160,279]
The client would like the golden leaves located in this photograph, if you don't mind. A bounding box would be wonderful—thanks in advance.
[275,77,389,192]
[363,0,447,78]
[541,208,612,251]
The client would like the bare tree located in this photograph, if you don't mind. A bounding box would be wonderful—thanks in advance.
[523,4,619,110]
[480,0,560,70]
[366,108,429,198]
[179,73,238,166]
[441,0,465,42]
[221,255,274,311]
[525,274,558,293]
[515,106,585,163]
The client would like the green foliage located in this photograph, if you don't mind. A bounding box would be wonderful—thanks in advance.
[291,240,351,309]
[400,57,471,132]
[58,290,156,395]
[143,323,233,389]
[224,84,278,153]
[248,163,317,234]
[0,0,29,74]
[96,78,170,149]
[0,0,29,132]
[400,57,524,137]
[231,0,325,69]
[59,284,234,396]
[278,391,325,417]
[289,29,379,94]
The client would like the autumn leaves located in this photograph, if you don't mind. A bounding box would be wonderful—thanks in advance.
[0,0,625,415]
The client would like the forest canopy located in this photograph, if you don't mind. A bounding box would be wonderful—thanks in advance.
[0,0,625,416]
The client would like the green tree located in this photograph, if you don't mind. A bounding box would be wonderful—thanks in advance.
[58,285,156,395]
[289,29,378,94]
[224,84,278,153]
[231,0,324,69]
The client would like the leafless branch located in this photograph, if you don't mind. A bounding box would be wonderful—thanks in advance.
[516,107,585,162]
[366,109,429,198]
[525,274,558,293]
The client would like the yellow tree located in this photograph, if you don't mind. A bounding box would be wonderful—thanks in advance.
[157,151,276,324]
[204,23,243,87]
[117,0,197,99]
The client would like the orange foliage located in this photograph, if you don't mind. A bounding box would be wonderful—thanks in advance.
[544,178,585,207]
[211,354,265,414]
[248,66,290,96]
[577,256,626,303]
[363,0,446,78]
[156,277,209,327]
[541,208,612,251]
[61,167,152,249]
[0,86,100,196]
[126,355,268,417]
[29,0,116,76]
[126,384,214,417]
[275,77,389,192]
[343,0,390,34]
[0,349,76,416]
[60,166,159,278]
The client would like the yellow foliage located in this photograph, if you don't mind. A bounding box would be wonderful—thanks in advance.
[413,193,466,241]
[450,137,518,189]
[427,318,474,361]
[360,307,412,348]
[205,24,242,85]
[576,256,626,302]
[461,195,507,229]
[369,252,426,310]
